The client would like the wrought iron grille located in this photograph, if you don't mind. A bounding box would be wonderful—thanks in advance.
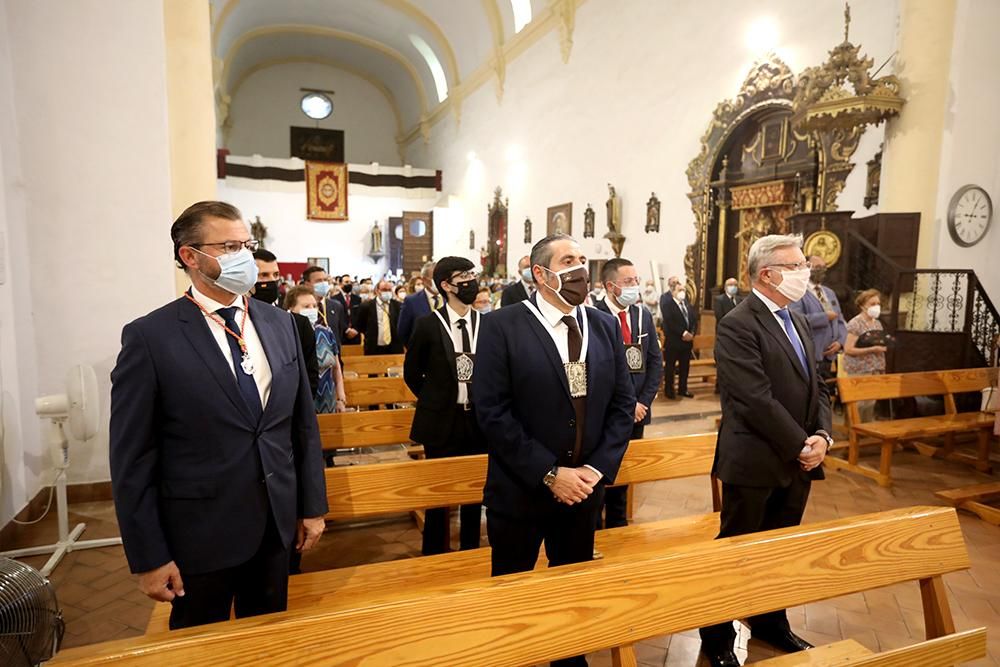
[971,281,1000,363]
[899,271,969,333]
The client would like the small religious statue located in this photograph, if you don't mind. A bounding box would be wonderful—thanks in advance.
[583,204,595,238]
[369,221,384,256]
[469,229,476,250]
[645,192,661,233]
[524,217,532,244]
[605,184,622,235]
[250,216,268,249]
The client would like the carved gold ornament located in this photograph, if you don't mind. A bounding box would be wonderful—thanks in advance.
[804,230,843,268]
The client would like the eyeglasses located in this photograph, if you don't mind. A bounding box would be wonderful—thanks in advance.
[192,239,259,254]
[767,261,811,271]
[612,277,643,288]
[449,270,478,282]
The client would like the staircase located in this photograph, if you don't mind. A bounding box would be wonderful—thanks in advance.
[845,229,1000,373]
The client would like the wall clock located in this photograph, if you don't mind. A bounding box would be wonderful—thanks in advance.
[947,184,993,247]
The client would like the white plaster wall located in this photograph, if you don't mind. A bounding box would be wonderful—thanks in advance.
[227,63,402,165]
[407,0,898,288]
[933,0,1000,298]
[1,0,176,513]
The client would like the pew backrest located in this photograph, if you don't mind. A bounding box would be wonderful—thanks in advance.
[342,376,415,407]
[838,371,950,405]
[342,354,406,377]
[317,408,415,450]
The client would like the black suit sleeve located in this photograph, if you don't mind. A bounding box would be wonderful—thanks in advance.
[287,313,329,519]
[713,295,725,323]
[292,313,319,395]
[715,316,810,463]
[638,310,663,407]
[110,322,172,574]
[500,284,515,307]
[354,300,371,337]
[403,317,430,397]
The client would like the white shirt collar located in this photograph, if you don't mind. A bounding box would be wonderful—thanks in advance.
[535,292,576,328]
[604,295,628,317]
[752,287,785,314]
[445,302,471,326]
[190,284,241,313]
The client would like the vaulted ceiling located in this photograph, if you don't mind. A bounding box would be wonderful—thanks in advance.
[212,0,578,152]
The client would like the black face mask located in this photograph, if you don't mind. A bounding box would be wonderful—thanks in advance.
[252,281,279,304]
[810,268,827,284]
[450,279,480,305]
[342,283,353,294]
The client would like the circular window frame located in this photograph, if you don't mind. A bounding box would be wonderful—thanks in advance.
[300,93,333,120]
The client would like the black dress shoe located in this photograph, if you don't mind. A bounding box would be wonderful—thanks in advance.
[665,393,677,400]
[751,628,814,653]
[680,391,695,398]
[702,649,741,667]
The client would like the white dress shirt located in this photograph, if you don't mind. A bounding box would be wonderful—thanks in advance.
[752,287,807,352]
[444,303,474,405]
[190,285,273,408]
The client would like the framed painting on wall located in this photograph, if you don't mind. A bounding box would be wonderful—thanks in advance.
[546,202,573,236]
[305,161,349,220]
[306,257,330,273]
[290,127,345,162]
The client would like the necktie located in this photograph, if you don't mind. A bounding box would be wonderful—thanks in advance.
[456,318,471,353]
[560,314,586,465]
[678,300,689,328]
[815,285,831,309]
[378,302,391,346]
[561,315,582,361]
[618,310,632,345]
[776,309,810,376]
[216,307,263,421]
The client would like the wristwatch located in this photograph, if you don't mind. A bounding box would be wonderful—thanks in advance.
[543,465,559,487]
[816,430,834,452]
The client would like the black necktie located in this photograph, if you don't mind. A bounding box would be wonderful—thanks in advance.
[216,307,263,421]
[561,315,582,361]
[456,318,471,353]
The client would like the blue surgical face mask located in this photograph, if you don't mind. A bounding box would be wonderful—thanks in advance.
[313,281,330,297]
[299,307,319,326]
[726,285,738,296]
[379,291,393,302]
[521,268,533,282]
[617,285,641,306]
[476,303,492,314]
[194,247,258,295]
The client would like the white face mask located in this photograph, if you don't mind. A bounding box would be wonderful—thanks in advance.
[675,290,686,302]
[616,285,641,306]
[299,307,319,326]
[866,305,881,319]
[771,267,811,302]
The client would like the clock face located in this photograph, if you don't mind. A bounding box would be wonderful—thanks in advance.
[948,185,993,247]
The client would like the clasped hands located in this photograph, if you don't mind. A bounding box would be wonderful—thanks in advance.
[549,466,600,505]
[798,435,828,472]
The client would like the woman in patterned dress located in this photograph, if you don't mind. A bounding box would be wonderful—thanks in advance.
[844,288,888,423]
[285,285,346,414]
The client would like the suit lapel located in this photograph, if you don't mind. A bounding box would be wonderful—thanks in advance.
[177,296,255,425]
[524,296,572,399]
[251,307,284,422]
[749,295,810,383]
[435,306,458,379]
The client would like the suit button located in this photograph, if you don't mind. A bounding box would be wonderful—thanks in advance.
[568,419,576,427]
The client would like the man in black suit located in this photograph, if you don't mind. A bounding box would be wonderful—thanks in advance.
[355,279,404,355]
[473,234,635,667]
[713,277,741,322]
[398,261,441,346]
[500,254,534,307]
[404,257,487,555]
[332,274,362,346]
[303,266,347,347]
[252,249,318,395]
[594,257,663,528]
[699,234,833,667]
[110,201,327,630]
[659,281,699,398]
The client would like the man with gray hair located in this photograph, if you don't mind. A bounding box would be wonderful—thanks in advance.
[398,260,441,345]
[699,233,833,667]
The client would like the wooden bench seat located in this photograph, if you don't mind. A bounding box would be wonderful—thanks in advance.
[935,480,1000,526]
[52,506,984,666]
[834,368,997,486]
[756,629,986,666]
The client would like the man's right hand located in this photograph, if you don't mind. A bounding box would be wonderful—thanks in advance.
[138,560,185,602]
[549,467,595,505]
[826,310,838,321]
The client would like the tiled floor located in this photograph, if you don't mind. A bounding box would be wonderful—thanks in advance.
[6,394,1000,665]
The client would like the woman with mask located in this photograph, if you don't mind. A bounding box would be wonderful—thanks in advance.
[843,289,888,422]
[284,285,347,414]
[474,287,493,314]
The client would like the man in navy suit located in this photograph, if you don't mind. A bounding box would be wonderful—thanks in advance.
[473,234,635,667]
[594,257,663,528]
[398,260,442,346]
[110,201,328,630]
[789,254,847,377]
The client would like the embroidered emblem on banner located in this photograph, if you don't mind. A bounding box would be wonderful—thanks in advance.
[565,361,588,398]
[456,352,475,384]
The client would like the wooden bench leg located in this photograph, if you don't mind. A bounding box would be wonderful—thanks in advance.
[975,429,993,473]
[710,475,722,513]
[919,575,956,640]
[877,439,896,487]
[611,644,638,667]
[848,437,859,466]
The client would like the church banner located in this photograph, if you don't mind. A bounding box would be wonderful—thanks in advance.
[305,161,348,220]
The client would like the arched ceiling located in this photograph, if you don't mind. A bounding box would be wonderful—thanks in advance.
[212,0,562,147]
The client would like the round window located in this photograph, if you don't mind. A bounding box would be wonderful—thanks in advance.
[409,219,427,237]
[301,93,333,120]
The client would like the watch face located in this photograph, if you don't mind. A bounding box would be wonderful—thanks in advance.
[301,93,333,120]
[948,185,993,247]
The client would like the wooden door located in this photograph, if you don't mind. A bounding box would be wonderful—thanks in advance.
[387,216,404,275]
[402,211,434,277]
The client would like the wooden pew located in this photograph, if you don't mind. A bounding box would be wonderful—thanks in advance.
[143,434,719,634]
[341,376,415,408]
[936,481,1000,526]
[834,368,997,486]
[53,506,984,667]
[316,408,415,451]
[341,353,405,377]
[339,344,363,357]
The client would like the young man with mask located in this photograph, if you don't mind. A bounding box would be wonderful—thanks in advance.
[659,279,699,399]
[699,234,831,667]
[473,234,635,667]
[354,279,403,355]
[789,255,847,378]
[303,266,347,348]
[594,257,663,528]
[713,277,742,322]
[403,257,487,555]
[332,274,362,346]
[500,254,534,307]
[253,250,318,395]
[398,260,441,346]
[110,201,327,629]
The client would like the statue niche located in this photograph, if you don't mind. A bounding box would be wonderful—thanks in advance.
[486,187,508,277]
